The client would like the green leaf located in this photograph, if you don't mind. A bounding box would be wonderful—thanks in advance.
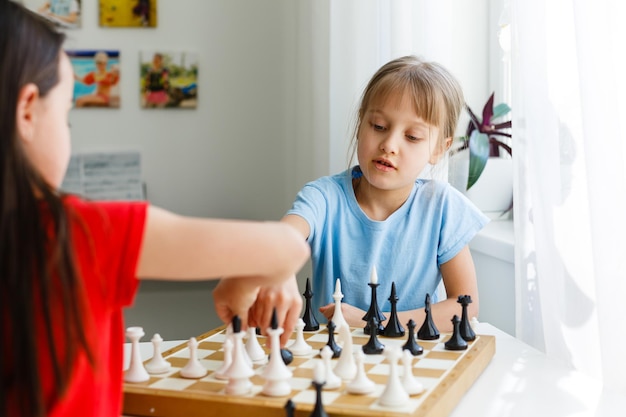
[492,103,511,120]
[467,131,489,189]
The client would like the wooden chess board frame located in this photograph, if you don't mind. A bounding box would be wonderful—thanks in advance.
[123,325,495,417]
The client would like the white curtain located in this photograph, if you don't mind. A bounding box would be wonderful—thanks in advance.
[512,0,626,392]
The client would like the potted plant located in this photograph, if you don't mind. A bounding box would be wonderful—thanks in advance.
[450,92,513,214]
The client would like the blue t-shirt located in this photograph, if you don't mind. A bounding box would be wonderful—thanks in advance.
[286,167,489,313]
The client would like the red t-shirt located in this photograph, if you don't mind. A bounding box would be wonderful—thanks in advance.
[41,196,147,416]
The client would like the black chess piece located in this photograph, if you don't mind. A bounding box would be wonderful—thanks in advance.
[362,316,385,354]
[402,319,424,356]
[232,314,242,334]
[322,320,342,358]
[457,295,476,341]
[362,281,386,335]
[382,282,405,337]
[310,378,328,417]
[417,293,440,340]
[302,277,320,331]
[284,399,295,417]
[444,315,468,351]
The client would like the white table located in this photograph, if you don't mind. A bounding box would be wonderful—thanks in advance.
[124,323,626,417]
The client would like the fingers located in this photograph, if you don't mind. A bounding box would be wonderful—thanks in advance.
[212,278,259,330]
[318,303,334,321]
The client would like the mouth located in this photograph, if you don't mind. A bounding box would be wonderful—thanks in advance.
[373,158,395,171]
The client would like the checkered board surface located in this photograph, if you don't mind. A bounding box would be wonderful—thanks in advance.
[123,325,495,417]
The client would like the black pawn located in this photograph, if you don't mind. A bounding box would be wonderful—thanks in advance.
[457,295,476,341]
[402,319,424,356]
[382,282,405,337]
[444,315,468,351]
[285,399,295,417]
[322,320,342,358]
[417,293,439,340]
[302,277,320,331]
[362,316,385,354]
[310,379,328,417]
[362,282,386,335]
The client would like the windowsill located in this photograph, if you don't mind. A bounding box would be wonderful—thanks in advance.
[469,218,514,263]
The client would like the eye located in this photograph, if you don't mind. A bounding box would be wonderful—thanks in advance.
[372,123,386,131]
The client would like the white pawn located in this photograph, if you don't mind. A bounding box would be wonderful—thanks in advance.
[145,333,172,374]
[124,326,150,383]
[330,279,349,332]
[401,349,424,395]
[378,346,409,407]
[261,316,293,396]
[346,350,376,394]
[180,337,207,379]
[288,319,313,356]
[319,346,341,390]
[245,327,267,363]
[333,324,356,380]
[224,320,255,395]
[470,316,479,331]
[213,338,233,380]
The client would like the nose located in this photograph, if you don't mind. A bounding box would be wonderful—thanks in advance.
[379,131,400,154]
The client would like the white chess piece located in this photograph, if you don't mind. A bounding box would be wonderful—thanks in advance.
[319,346,341,390]
[213,337,233,380]
[378,346,410,407]
[245,327,267,363]
[124,326,150,383]
[145,333,172,374]
[333,324,356,380]
[180,337,208,379]
[224,326,254,395]
[261,323,293,396]
[288,319,313,356]
[401,349,424,395]
[470,316,479,331]
[346,350,376,394]
[330,279,349,332]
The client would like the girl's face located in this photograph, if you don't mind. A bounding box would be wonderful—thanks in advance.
[22,52,74,188]
[356,91,449,195]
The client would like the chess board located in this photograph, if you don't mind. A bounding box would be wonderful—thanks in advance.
[123,325,495,417]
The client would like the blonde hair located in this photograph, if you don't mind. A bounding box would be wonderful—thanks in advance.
[348,55,464,167]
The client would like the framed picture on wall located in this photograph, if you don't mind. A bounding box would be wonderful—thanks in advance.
[99,0,157,27]
[23,0,82,29]
[140,50,198,109]
[67,49,121,108]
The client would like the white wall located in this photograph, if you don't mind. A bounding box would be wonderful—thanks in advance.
[58,0,490,339]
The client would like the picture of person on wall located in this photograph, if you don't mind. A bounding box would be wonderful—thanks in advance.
[142,52,170,108]
[28,0,81,28]
[71,50,120,108]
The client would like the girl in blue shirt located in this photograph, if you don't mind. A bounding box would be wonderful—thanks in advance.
[250,56,488,333]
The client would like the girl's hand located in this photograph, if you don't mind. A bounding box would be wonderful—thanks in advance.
[212,277,263,329]
[318,303,366,327]
[247,276,303,346]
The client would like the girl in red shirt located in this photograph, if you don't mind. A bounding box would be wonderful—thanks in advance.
[0,2,309,416]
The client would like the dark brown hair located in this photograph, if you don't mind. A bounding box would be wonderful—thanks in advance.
[0,1,91,415]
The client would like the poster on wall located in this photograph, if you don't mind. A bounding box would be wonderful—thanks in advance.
[67,49,121,108]
[23,0,82,29]
[99,0,157,27]
[139,50,198,109]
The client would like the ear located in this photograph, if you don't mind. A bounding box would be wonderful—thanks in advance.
[15,83,40,144]
[429,136,453,164]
